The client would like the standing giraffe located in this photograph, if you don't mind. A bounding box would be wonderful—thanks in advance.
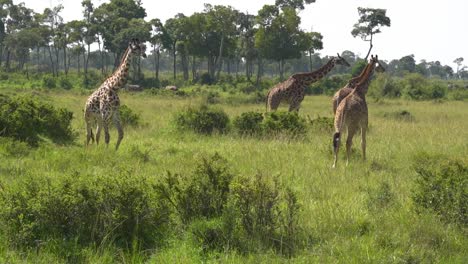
[332,55,379,168]
[266,54,350,112]
[84,39,146,150]
[332,57,385,114]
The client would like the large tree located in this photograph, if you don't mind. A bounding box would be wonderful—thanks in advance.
[453,57,465,79]
[351,7,390,61]
[303,31,323,71]
[255,5,308,80]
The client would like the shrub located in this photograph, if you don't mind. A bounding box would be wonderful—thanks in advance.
[402,73,447,100]
[0,172,172,249]
[382,110,415,122]
[0,137,30,157]
[199,72,213,85]
[412,153,467,225]
[0,94,75,146]
[174,104,229,134]
[82,71,101,89]
[156,153,234,224]
[119,104,141,127]
[368,73,402,98]
[42,75,56,88]
[224,174,301,255]
[308,116,334,132]
[58,76,73,90]
[233,111,264,135]
[262,111,307,136]
[204,91,220,104]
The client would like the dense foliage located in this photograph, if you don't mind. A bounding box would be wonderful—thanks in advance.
[0,94,74,146]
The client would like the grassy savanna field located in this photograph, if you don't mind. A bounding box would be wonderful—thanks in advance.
[0,86,467,263]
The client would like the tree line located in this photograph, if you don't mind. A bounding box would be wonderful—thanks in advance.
[0,0,466,85]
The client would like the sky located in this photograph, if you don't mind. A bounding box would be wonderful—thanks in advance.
[15,0,468,69]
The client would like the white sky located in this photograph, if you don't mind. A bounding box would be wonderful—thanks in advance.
[15,0,468,68]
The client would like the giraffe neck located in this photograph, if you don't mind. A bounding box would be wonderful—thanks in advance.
[354,61,377,95]
[300,58,336,85]
[348,63,372,88]
[108,47,133,91]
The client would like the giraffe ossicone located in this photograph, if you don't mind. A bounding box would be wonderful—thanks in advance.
[84,39,147,150]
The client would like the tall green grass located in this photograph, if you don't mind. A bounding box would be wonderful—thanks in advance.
[0,88,467,263]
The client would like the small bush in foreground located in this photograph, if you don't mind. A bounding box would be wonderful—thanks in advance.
[174,104,229,134]
[156,153,234,224]
[0,94,74,146]
[412,153,467,226]
[308,116,334,133]
[119,104,141,127]
[382,110,415,122]
[262,111,307,136]
[233,112,264,135]
[0,172,172,249]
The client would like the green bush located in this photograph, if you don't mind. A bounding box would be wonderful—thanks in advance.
[0,137,30,157]
[308,116,334,133]
[262,111,307,136]
[382,110,415,122]
[119,104,141,127]
[42,75,56,88]
[412,153,467,225]
[156,153,234,224]
[233,111,264,135]
[199,72,213,85]
[0,172,172,249]
[174,104,229,134]
[402,74,447,100]
[368,73,402,98]
[58,76,73,90]
[0,94,75,146]
[224,174,301,255]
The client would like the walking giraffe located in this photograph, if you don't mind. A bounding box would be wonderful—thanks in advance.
[84,39,146,150]
[266,54,350,112]
[332,55,379,168]
[332,56,385,114]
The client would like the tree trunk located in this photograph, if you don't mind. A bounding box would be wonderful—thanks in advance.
[77,53,81,74]
[364,33,373,61]
[0,44,3,67]
[85,43,90,74]
[256,57,263,85]
[191,56,197,82]
[47,45,55,76]
[98,38,104,75]
[5,48,10,71]
[172,42,177,80]
[215,34,225,80]
[63,46,68,75]
[309,50,313,71]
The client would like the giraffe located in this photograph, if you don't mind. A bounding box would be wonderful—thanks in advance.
[266,54,350,112]
[332,57,385,114]
[332,55,379,168]
[84,38,146,150]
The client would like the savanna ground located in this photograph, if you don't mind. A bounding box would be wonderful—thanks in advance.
[0,85,467,263]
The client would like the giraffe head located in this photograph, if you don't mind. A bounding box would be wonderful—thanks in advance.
[335,53,351,67]
[129,38,147,58]
[371,55,386,73]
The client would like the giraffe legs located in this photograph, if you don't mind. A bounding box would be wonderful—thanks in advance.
[346,126,358,166]
[268,94,280,112]
[361,126,367,161]
[95,118,103,145]
[113,111,124,150]
[85,112,96,146]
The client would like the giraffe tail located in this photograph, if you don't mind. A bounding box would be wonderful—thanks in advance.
[332,102,346,154]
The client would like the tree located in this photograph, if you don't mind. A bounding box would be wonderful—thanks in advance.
[149,18,163,81]
[162,13,186,80]
[238,12,257,80]
[275,0,316,10]
[0,0,13,68]
[81,0,96,74]
[256,5,308,80]
[453,57,466,79]
[398,55,416,74]
[351,7,390,61]
[303,31,322,71]
[93,0,146,68]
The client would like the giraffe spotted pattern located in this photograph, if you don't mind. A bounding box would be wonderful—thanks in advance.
[266,54,350,112]
[84,38,146,150]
